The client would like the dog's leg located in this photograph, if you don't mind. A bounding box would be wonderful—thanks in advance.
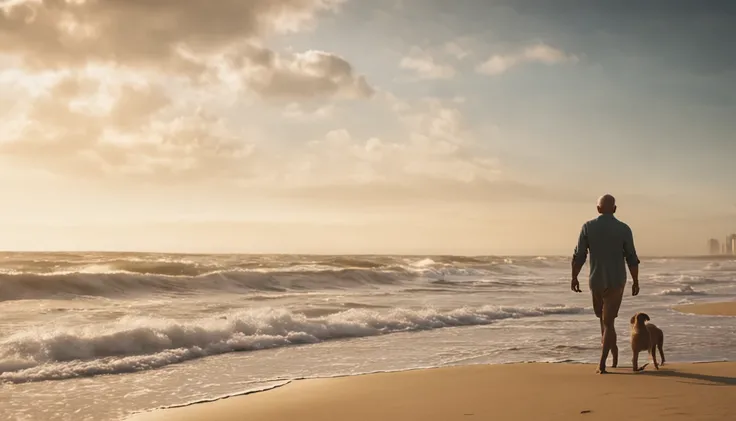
[650,345,659,370]
[658,337,665,366]
[632,350,648,372]
[632,350,639,372]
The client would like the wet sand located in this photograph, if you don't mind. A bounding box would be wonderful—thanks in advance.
[128,362,736,421]
[674,301,736,316]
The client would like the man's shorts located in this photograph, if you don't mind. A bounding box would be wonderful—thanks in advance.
[591,286,625,322]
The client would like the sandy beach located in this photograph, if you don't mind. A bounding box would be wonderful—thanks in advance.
[674,301,736,316]
[129,362,736,421]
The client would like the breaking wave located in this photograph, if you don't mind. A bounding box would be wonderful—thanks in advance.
[657,285,707,296]
[648,273,722,286]
[0,254,555,301]
[0,304,586,384]
[703,261,736,272]
[0,269,409,301]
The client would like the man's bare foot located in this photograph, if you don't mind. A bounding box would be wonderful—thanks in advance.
[596,367,608,374]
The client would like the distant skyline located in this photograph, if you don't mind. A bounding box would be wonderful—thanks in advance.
[1,0,735,255]
[710,234,736,256]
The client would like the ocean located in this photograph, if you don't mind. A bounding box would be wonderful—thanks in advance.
[1,253,734,421]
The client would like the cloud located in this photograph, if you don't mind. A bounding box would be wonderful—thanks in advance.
[282,102,335,120]
[238,46,374,99]
[0,72,253,181]
[0,2,492,192]
[443,41,472,60]
[0,0,373,100]
[275,96,500,187]
[0,0,343,70]
[0,0,376,184]
[476,43,578,76]
[268,178,585,210]
[399,46,456,80]
[0,68,493,189]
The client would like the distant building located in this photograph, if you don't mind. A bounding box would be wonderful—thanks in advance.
[709,239,721,255]
[726,234,736,256]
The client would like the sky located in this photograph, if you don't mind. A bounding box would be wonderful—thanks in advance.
[0,0,735,255]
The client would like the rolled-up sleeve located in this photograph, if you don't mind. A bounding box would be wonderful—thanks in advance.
[572,223,588,266]
[623,226,640,267]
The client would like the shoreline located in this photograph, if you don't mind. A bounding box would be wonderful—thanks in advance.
[127,361,736,421]
[674,300,736,316]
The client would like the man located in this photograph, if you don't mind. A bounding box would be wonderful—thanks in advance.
[571,194,640,374]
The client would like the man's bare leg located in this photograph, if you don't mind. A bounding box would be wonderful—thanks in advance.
[599,319,618,368]
[611,343,619,368]
[598,318,617,373]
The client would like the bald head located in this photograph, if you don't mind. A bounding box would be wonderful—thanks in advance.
[597,194,617,214]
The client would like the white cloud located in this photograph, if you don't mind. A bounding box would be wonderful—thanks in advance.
[0,3,498,191]
[0,72,253,181]
[283,102,335,120]
[443,41,472,60]
[274,96,500,187]
[0,67,496,189]
[0,0,379,184]
[476,43,578,76]
[399,46,456,80]
[239,47,374,99]
[0,0,373,100]
[0,0,344,70]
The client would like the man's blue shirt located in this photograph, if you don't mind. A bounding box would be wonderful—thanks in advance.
[572,214,640,291]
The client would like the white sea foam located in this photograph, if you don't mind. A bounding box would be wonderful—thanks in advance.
[410,258,436,268]
[672,274,720,285]
[703,261,736,271]
[657,285,707,296]
[0,304,586,383]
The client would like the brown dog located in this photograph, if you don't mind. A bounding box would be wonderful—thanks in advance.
[629,312,665,371]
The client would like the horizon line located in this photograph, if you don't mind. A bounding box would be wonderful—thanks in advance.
[0,249,733,259]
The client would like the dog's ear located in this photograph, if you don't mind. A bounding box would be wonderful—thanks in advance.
[630,314,636,324]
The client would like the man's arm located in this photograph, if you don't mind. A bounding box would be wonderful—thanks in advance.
[572,260,585,280]
[571,224,588,291]
[623,226,640,295]
[628,265,639,282]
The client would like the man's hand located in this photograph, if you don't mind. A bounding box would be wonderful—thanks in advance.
[571,277,582,293]
[632,282,640,296]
